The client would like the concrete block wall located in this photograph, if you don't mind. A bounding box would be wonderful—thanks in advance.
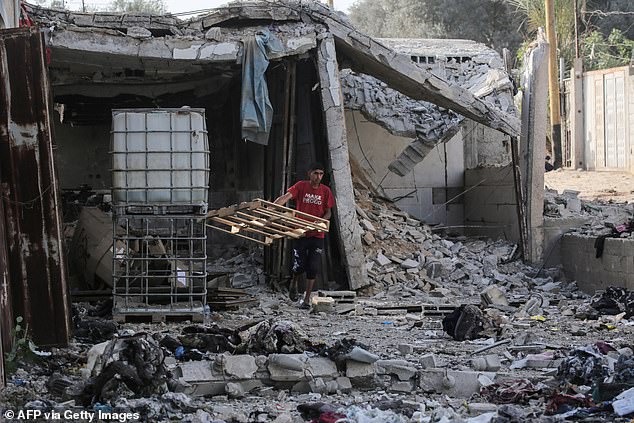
[345,110,464,226]
[561,233,634,293]
[463,165,519,242]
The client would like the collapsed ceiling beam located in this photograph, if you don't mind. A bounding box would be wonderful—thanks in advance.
[305,4,521,137]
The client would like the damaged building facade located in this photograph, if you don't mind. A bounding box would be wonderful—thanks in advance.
[342,38,518,239]
[0,0,520,388]
[2,2,634,422]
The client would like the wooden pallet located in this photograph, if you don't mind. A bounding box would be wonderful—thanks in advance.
[207,287,258,310]
[205,199,330,245]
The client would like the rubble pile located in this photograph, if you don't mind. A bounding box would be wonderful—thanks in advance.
[355,188,555,303]
[544,188,634,238]
[341,70,463,141]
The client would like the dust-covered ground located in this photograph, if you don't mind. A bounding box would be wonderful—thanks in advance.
[545,169,634,203]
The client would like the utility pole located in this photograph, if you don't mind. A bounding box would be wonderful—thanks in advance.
[82,0,86,12]
[544,0,562,169]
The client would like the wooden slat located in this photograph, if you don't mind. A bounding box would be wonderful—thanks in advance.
[205,224,273,245]
[205,198,330,245]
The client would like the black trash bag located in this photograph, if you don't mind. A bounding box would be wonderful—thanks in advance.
[442,304,486,341]
[591,286,634,318]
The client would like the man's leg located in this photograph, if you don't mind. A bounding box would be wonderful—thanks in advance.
[289,274,300,301]
[303,278,315,306]
[302,237,324,308]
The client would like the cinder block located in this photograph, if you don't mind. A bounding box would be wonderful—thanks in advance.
[419,369,497,398]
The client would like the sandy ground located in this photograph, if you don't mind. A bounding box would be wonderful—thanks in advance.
[544,169,634,203]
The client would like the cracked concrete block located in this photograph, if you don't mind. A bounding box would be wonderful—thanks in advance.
[308,377,328,393]
[268,354,307,381]
[345,360,375,378]
[419,369,497,398]
[223,354,258,379]
[390,380,415,392]
[346,346,380,363]
[306,357,338,379]
[401,259,420,269]
[311,297,335,313]
[375,360,417,381]
[419,354,438,369]
[376,252,392,266]
[336,376,352,392]
[172,43,202,59]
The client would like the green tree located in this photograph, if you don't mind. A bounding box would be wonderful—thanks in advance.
[506,0,633,70]
[109,0,166,14]
[583,28,634,70]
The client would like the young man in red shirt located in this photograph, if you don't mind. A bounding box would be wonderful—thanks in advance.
[274,163,335,309]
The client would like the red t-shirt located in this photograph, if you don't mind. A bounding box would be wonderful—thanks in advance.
[287,180,334,238]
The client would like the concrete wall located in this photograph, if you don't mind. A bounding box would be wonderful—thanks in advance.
[0,1,19,29]
[462,119,512,169]
[463,164,519,242]
[561,233,634,293]
[345,110,464,225]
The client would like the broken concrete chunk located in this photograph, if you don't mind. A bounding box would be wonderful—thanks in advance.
[345,360,375,379]
[375,359,417,381]
[390,381,414,392]
[360,219,377,232]
[345,346,380,363]
[376,252,392,266]
[480,285,509,307]
[362,232,376,245]
[401,258,419,269]
[419,354,438,369]
[221,354,258,379]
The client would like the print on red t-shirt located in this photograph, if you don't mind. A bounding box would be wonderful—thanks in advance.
[287,180,335,239]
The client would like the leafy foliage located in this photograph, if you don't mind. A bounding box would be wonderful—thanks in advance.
[583,28,634,70]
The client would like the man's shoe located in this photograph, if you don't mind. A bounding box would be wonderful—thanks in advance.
[299,302,310,310]
[289,286,298,302]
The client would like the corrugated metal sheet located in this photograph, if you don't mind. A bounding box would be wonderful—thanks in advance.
[0,27,71,347]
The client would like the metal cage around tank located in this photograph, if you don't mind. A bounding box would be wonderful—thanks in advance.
[110,108,210,322]
[111,214,207,321]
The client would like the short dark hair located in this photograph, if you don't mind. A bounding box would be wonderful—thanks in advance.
[308,162,325,172]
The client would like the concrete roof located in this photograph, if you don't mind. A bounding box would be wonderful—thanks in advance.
[24,1,520,136]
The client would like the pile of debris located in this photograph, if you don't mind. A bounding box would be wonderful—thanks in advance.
[341,70,463,141]
[355,188,559,304]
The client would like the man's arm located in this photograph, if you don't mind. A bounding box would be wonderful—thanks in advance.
[274,192,293,206]
[322,207,331,220]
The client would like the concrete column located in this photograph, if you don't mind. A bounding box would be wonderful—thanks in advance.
[570,58,585,169]
[519,31,549,264]
[315,35,367,290]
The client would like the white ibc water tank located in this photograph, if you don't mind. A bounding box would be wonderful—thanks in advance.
[111,108,210,207]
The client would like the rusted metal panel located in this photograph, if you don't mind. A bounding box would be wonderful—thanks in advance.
[0,27,71,346]
[0,181,14,390]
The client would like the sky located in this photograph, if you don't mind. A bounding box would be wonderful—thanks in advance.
[36,0,356,16]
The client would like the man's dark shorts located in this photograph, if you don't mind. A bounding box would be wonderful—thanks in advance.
[292,237,324,279]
